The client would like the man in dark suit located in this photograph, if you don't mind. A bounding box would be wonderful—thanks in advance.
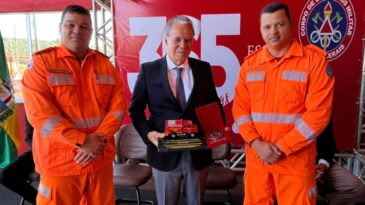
[316,120,365,205]
[129,15,223,205]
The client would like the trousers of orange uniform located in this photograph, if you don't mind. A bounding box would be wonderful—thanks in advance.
[37,165,114,205]
[244,166,316,205]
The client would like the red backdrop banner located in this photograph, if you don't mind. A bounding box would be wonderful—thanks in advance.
[114,0,365,149]
[0,0,91,13]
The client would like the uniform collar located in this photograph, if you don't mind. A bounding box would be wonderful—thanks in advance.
[57,45,93,59]
[259,39,304,64]
[285,40,303,58]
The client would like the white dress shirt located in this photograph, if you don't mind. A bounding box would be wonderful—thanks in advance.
[166,55,194,101]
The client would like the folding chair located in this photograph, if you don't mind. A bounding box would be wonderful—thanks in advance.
[113,124,154,205]
[205,143,237,205]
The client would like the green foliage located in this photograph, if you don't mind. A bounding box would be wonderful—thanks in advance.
[3,37,59,64]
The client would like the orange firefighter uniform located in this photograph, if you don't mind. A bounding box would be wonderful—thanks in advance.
[232,40,334,205]
[22,45,127,205]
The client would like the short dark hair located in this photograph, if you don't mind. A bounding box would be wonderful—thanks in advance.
[260,2,291,23]
[61,5,91,24]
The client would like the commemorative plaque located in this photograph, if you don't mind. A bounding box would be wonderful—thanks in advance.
[158,102,230,152]
[158,120,207,152]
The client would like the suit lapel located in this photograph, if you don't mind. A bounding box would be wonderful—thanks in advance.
[160,56,181,108]
[185,58,197,107]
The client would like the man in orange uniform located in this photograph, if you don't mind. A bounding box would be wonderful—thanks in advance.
[232,2,334,205]
[22,5,127,205]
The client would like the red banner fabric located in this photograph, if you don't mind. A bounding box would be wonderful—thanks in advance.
[0,0,91,13]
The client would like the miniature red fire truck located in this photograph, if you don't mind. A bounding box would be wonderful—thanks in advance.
[164,120,198,138]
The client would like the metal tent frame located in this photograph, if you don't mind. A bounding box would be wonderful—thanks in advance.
[354,38,365,182]
[92,0,114,63]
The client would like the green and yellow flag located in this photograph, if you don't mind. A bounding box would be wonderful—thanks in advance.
[0,31,20,168]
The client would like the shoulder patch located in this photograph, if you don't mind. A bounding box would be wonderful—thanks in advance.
[306,44,326,57]
[326,64,334,78]
[244,47,263,61]
[33,47,56,56]
[94,50,109,58]
[26,59,33,70]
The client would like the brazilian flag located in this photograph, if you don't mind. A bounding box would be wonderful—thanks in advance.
[0,31,20,168]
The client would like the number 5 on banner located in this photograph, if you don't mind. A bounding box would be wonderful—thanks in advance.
[201,14,241,105]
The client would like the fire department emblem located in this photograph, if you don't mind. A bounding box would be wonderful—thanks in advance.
[298,0,355,61]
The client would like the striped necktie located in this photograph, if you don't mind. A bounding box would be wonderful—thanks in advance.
[175,67,186,108]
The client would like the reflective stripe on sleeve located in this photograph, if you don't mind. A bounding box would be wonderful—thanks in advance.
[282,71,307,83]
[295,119,316,142]
[41,115,63,137]
[232,115,252,133]
[251,113,302,124]
[41,116,110,137]
[112,111,124,122]
[234,112,314,142]
[71,116,103,129]
[246,73,265,82]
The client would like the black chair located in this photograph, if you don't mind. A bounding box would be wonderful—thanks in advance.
[113,124,154,205]
[20,171,39,205]
[205,143,237,205]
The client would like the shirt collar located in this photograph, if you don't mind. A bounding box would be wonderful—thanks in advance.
[285,39,303,58]
[259,39,304,64]
[57,45,93,59]
[166,54,189,71]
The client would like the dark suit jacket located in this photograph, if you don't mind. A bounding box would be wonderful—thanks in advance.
[316,119,336,165]
[25,116,34,149]
[129,56,223,171]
